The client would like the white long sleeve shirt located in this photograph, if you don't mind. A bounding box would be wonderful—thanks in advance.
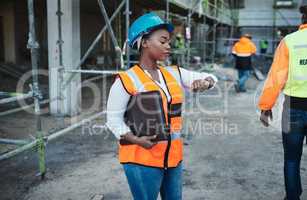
[106,67,218,139]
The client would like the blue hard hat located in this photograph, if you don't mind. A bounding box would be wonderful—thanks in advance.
[128,12,174,48]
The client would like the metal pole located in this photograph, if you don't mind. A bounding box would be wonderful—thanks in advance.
[272,0,277,52]
[125,0,130,69]
[56,0,65,121]
[63,0,125,88]
[186,0,203,67]
[0,99,49,117]
[0,91,25,97]
[203,4,207,63]
[57,0,64,66]
[211,0,217,63]
[64,69,121,75]
[187,12,191,67]
[0,93,33,105]
[0,140,38,161]
[97,0,120,51]
[97,0,124,69]
[0,138,29,145]
[166,0,170,22]
[0,110,106,161]
[27,0,41,114]
[27,0,45,179]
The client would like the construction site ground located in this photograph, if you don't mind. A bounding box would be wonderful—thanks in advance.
[1,66,307,200]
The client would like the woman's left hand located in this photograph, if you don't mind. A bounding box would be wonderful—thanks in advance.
[191,79,210,92]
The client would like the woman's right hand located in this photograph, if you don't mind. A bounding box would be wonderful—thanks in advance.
[121,133,157,149]
[136,135,157,149]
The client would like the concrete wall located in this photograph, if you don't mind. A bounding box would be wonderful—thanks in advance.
[238,0,301,27]
[0,1,16,63]
[14,0,29,65]
[0,0,48,66]
[236,0,302,54]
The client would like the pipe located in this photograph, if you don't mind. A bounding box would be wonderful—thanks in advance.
[64,69,121,75]
[0,99,49,117]
[97,0,120,51]
[0,92,26,97]
[0,93,33,105]
[166,0,170,22]
[57,0,64,66]
[97,0,124,69]
[0,138,29,145]
[0,110,106,161]
[48,111,106,141]
[125,0,130,69]
[27,0,41,114]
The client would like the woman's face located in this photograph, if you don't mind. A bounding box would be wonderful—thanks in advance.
[142,29,171,61]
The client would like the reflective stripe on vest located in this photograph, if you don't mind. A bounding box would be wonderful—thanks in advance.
[164,66,182,86]
[159,66,183,132]
[284,28,307,98]
[117,65,184,168]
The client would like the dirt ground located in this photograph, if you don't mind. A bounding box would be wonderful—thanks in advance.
[1,69,307,200]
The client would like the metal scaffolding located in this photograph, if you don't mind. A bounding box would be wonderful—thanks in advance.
[0,0,239,179]
[0,0,127,179]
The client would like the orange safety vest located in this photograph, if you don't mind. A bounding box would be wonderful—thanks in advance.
[232,37,257,57]
[117,65,184,168]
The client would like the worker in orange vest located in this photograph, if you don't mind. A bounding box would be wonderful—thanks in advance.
[232,33,257,92]
[106,12,217,199]
[259,1,307,199]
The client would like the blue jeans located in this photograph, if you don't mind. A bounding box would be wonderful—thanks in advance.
[237,69,251,91]
[282,106,307,200]
[123,163,182,200]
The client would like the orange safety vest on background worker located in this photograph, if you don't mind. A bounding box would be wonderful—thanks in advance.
[232,35,257,56]
[232,35,257,70]
[117,65,184,168]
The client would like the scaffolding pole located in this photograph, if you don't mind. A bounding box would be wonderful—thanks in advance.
[0,99,49,117]
[0,92,33,105]
[187,0,202,67]
[0,111,106,161]
[0,138,30,145]
[27,0,45,179]
[97,0,124,69]
[0,91,26,97]
[63,0,126,88]
[125,0,130,68]
[166,0,170,22]
[211,0,218,63]
[64,69,121,75]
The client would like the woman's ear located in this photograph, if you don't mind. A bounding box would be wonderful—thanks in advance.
[141,39,149,49]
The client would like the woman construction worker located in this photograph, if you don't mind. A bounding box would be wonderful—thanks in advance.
[106,12,217,199]
[259,1,307,199]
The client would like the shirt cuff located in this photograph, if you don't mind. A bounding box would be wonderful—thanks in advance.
[204,74,218,89]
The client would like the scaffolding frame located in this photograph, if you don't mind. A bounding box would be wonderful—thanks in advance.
[0,0,240,179]
[0,0,128,179]
[183,0,239,64]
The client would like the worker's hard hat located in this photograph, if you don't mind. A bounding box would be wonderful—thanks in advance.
[243,33,252,39]
[299,0,307,13]
[128,12,174,49]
